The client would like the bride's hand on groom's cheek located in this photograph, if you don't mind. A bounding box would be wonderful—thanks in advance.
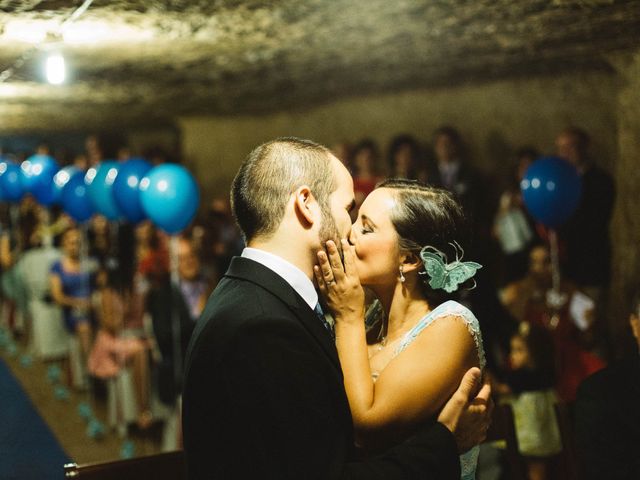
[314,239,365,323]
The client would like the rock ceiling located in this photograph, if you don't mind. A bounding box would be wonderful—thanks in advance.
[1,0,640,131]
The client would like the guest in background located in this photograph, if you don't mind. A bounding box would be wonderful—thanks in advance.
[148,238,205,450]
[500,243,605,401]
[88,267,152,429]
[175,237,212,323]
[127,221,170,332]
[427,126,485,230]
[49,227,96,359]
[207,198,243,275]
[331,141,353,170]
[494,322,561,480]
[575,292,640,480]
[493,147,539,284]
[147,238,206,405]
[556,126,615,356]
[387,134,423,181]
[351,138,383,209]
[88,215,113,267]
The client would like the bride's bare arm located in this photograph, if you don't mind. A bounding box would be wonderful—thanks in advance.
[316,240,477,446]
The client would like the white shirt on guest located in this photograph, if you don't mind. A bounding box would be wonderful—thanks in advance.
[241,247,318,310]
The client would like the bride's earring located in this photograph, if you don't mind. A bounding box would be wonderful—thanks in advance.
[399,265,405,283]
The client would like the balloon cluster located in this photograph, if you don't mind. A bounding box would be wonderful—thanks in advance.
[0,155,200,235]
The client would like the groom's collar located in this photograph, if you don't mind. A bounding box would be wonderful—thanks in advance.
[241,247,318,309]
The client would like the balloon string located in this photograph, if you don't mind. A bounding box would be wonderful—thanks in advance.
[548,229,561,295]
[42,207,52,248]
[79,222,96,415]
[169,236,183,402]
[9,204,20,252]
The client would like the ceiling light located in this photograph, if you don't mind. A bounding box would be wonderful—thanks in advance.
[45,53,66,85]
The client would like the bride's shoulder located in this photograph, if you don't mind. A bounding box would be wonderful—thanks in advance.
[431,300,477,322]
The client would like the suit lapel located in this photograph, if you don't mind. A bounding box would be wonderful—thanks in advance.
[225,257,342,373]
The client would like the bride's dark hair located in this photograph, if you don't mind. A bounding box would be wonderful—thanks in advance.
[377,178,471,306]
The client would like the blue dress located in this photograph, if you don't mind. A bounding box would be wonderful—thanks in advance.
[50,260,93,332]
[392,300,486,480]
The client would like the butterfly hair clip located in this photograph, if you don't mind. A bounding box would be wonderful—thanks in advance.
[419,241,482,293]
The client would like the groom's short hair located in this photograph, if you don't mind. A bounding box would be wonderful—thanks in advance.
[231,137,336,241]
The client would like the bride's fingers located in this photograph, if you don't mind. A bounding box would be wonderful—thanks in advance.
[341,239,357,278]
[325,240,345,281]
[313,265,327,293]
[317,250,335,284]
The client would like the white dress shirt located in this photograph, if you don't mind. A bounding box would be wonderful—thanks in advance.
[241,247,318,310]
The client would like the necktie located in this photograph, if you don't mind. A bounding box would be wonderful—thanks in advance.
[314,303,335,340]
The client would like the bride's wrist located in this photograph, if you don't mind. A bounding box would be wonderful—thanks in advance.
[334,312,364,327]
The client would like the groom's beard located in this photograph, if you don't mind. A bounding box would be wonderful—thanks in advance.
[318,206,343,263]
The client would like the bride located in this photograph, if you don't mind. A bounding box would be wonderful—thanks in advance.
[315,179,486,479]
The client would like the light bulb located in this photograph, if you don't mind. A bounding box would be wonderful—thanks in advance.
[46,53,66,85]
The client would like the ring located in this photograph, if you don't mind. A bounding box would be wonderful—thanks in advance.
[326,280,336,286]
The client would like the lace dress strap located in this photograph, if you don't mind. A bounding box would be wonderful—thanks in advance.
[395,300,486,370]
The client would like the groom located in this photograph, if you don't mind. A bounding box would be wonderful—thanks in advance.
[182,137,491,479]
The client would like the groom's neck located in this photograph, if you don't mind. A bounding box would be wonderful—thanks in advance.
[248,235,314,280]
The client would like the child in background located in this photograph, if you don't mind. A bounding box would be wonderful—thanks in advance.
[88,268,153,429]
[497,322,562,480]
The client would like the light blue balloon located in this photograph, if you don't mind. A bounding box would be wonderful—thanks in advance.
[21,154,59,206]
[85,161,122,220]
[139,164,199,235]
[0,161,24,202]
[112,158,153,223]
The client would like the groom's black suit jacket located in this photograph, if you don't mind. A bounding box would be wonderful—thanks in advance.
[182,256,459,479]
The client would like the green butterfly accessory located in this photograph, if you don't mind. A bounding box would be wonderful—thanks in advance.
[419,242,482,293]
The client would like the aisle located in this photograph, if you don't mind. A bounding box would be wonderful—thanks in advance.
[0,358,70,479]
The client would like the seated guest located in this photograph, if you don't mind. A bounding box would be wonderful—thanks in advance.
[49,227,96,365]
[575,293,640,480]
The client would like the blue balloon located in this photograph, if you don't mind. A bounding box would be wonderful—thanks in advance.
[85,161,122,221]
[61,171,94,223]
[52,166,80,205]
[140,164,199,235]
[21,154,59,206]
[112,158,153,223]
[521,156,582,228]
[0,161,25,202]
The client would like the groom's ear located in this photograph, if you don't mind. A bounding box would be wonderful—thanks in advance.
[293,185,318,227]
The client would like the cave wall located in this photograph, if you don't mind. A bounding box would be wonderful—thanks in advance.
[179,70,619,203]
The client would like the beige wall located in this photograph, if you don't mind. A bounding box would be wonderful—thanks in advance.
[179,70,618,202]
